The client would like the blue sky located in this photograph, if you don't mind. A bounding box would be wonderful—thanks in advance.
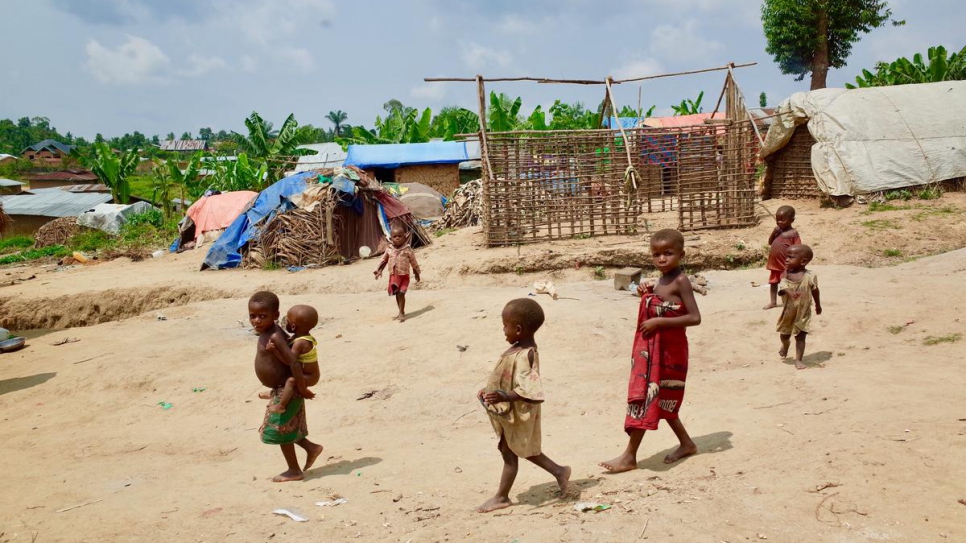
[2,0,962,139]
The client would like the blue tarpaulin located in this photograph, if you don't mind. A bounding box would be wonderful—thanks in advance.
[602,117,641,129]
[344,142,469,169]
[201,172,314,270]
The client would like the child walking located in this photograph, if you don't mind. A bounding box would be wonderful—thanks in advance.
[261,304,320,414]
[764,205,801,310]
[249,292,324,482]
[600,229,702,474]
[777,244,822,369]
[374,224,421,322]
[476,298,571,513]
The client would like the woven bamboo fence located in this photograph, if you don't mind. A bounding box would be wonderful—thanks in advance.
[766,125,821,199]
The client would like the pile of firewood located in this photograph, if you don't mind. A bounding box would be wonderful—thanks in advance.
[433,179,483,231]
[34,217,86,248]
[248,190,344,268]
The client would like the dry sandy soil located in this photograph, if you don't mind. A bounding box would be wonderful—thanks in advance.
[1,198,965,542]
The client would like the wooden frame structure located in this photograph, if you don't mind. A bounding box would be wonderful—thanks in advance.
[427,62,763,247]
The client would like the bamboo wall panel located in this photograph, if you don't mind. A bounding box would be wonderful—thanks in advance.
[768,125,821,199]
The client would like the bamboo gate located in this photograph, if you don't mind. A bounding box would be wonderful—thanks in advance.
[426,63,763,247]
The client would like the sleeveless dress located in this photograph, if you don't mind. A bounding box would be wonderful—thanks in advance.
[485,347,545,458]
[625,293,689,433]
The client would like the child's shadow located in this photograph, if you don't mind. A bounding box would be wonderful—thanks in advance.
[305,456,382,480]
[405,305,435,320]
[637,430,734,472]
[782,351,833,369]
[515,477,600,508]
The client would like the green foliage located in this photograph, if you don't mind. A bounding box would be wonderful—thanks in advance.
[232,112,315,183]
[593,266,606,280]
[126,208,165,228]
[0,116,68,154]
[207,153,268,194]
[884,189,912,201]
[547,100,599,130]
[0,244,70,265]
[865,201,904,212]
[68,230,114,252]
[759,92,768,107]
[862,219,901,230]
[325,110,348,137]
[489,93,524,132]
[846,45,966,88]
[671,91,704,116]
[882,248,903,257]
[344,105,434,145]
[915,186,943,200]
[82,142,139,204]
[433,228,456,237]
[0,236,34,253]
[762,0,898,89]
[163,151,205,199]
[430,107,480,140]
[886,325,904,334]
[911,206,957,222]
[923,333,962,346]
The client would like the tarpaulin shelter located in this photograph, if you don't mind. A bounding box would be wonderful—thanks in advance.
[202,168,429,270]
[78,201,156,235]
[345,142,470,197]
[760,81,966,197]
[177,191,257,249]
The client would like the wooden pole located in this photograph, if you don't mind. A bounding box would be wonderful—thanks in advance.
[424,62,758,86]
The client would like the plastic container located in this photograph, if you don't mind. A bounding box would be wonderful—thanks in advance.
[0,328,9,341]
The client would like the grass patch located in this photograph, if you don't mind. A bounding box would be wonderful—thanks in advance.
[864,202,906,213]
[0,245,70,265]
[915,186,943,200]
[861,219,901,231]
[882,249,903,258]
[884,189,913,201]
[911,206,958,222]
[734,241,746,251]
[434,228,456,238]
[887,325,905,335]
[0,236,35,254]
[68,230,114,252]
[923,333,962,346]
[593,266,606,280]
[261,260,281,271]
[573,233,591,240]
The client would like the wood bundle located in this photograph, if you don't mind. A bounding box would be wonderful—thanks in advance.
[34,217,86,247]
[433,179,483,231]
[249,190,343,268]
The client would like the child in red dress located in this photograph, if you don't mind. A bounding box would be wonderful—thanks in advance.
[763,205,801,310]
[374,224,421,322]
[600,229,702,473]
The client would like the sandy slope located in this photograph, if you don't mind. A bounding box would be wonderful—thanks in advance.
[1,241,964,542]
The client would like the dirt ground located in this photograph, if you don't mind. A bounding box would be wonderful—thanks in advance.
[1,197,965,542]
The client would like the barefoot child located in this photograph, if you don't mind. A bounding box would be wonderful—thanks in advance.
[261,304,320,414]
[249,292,324,482]
[600,229,701,474]
[476,298,571,513]
[764,205,801,310]
[373,224,421,322]
[777,244,822,369]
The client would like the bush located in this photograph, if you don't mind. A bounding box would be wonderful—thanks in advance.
[68,230,114,252]
[0,236,35,254]
[0,245,70,265]
[884,189,912,201]
[126,209,166,228]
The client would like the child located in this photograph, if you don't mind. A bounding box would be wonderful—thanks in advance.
[373,224,421,322]
[600,229,701,474]
[777,244,822,369]
[476,298,571,513]
[763,205,801,310]
[249,292,324,482]
[261,304,320,414]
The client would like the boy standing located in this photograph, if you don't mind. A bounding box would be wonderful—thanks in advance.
[600,229,702,473]
[763,205,801,310]
[777,244,822,369]
[374,224,421,322]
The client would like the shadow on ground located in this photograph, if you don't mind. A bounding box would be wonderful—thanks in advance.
[637,430,734,472]
[516,476,601,507]
[0,372,56,396]
[306,456,382,480]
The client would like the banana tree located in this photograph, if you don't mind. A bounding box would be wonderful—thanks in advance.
[847,45,966,88]
[84,142,139,204]
[430,107,480,140]
[166,151,205,199]
[671,91,704,116]
[207,153,268,193]
[150,160,179,219]
[488,93,523,131]
[231,112,315,182]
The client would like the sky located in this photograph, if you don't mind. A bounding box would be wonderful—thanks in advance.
[1,0,962,140]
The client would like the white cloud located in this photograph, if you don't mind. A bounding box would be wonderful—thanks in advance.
[228,0,336,45]
[85,35,171,84]
[461,42,513,71]
[240,55,258,73]
[410,83,446,100]
[611,58,664,80]
[498,14,529,34]
[179,54,227,77]
[649,20,722,62]
[276,47,315,73]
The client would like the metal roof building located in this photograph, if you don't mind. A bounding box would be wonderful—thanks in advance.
[0,191,112,218]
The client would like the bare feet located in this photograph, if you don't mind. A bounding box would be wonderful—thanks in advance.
[303,443,324,471]
[762,303,778,310]
[268,403,286,414]
[556,465,572,496]
[476,495,512,513]
[599,453,637,473]
[272,469,303,482]
[779,346,789,358]
[392,314,400,321]
[795,359,806,370]
[663,442,698,464]
[398,313,406,323]
[258,391,272,400]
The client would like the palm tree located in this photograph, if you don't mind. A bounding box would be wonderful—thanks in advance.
[325,110,348,137]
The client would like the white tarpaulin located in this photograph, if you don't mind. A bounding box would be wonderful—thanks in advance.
[78,201,156,235]
[760,81,966,196]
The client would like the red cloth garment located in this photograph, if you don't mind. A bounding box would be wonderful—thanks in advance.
[768,269,783,285]
[388,273,410,295]
[625,293,689,433]
[766,230,801,272]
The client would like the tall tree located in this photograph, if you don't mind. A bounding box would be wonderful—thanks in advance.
[762,0,901,90]
[198,127,213,141]
[325,110,348,137]
[231,112,315,183]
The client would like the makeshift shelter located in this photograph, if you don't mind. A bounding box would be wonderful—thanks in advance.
[78,201,156,235]
[345,142,469,196]
[177,191,257,250]
[202,168,429,270]
[396,183,445,221]
[760,81,966,198]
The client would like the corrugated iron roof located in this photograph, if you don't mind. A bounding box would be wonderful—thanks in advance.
[0,178,25,187]
[22,139,75,155]
[0,191,112,218]
[293,143,347,173]
[159,139,209,151]
[26,169,99,182]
